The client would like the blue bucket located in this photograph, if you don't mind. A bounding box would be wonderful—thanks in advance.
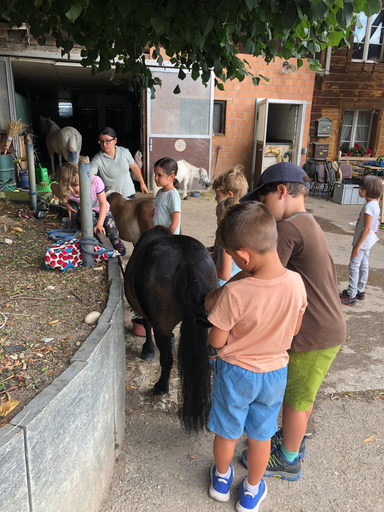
[20,172,29,188]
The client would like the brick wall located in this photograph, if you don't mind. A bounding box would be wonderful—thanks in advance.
[211,56,315,181]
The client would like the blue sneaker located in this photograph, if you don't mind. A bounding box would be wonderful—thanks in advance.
[209,463,233,502]
[241,428,307,469]
[263,446,301,481]
[236,477,267,512]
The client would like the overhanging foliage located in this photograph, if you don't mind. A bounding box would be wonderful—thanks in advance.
[2,0,381,94]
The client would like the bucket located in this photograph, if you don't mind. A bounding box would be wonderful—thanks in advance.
[20,172,29,188]
[36,163,49,185]
[0,154,15,185]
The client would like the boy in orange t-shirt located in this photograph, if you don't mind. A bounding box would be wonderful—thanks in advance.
[206,202,307,512]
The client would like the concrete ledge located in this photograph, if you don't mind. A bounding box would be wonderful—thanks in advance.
[0,257,125,512]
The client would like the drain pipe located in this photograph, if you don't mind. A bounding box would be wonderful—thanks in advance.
[24,132,37,211]
[78,156,94,267]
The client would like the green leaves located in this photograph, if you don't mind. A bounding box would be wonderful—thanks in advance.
[2,0,372,95]
[65,1,84,21]
[327,30,344,47]
[364,0,382,17]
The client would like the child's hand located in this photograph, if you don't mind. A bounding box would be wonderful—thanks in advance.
[94,224,106,235]
[352,246,360,258]
[66,203,77,214]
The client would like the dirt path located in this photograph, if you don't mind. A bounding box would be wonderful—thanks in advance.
[100,193,384,512]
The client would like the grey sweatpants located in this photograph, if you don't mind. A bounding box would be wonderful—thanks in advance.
[347,247,370,298]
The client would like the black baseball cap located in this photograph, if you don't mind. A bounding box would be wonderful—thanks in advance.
[241,162,310,202]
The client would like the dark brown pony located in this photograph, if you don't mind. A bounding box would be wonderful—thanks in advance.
[124,226,217,432]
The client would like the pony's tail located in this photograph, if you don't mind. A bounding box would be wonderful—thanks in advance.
[174,262,212,433]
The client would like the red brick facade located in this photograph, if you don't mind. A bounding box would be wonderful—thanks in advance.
[211,56,315,181]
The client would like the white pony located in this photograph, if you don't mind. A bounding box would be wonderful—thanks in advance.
[40,117,82,175]
[151,159,210,198]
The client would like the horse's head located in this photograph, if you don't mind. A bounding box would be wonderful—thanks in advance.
[198,168,211,189]
[40,116,53,134]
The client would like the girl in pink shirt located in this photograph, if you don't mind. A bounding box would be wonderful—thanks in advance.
[53,162,126,255]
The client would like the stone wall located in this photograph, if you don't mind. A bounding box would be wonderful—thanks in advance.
[0,258,125,512]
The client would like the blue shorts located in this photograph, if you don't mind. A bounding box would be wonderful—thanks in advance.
[208,358,287,441]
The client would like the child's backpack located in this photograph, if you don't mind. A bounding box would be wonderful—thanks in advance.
[324,161,335,185]
[45,238,111,271]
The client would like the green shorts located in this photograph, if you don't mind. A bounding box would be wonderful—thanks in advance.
[284,345,341,412]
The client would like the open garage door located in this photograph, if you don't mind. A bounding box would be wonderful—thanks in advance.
[9,60,142,173]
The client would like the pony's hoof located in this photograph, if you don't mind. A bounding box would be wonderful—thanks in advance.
[140,350,155,361]
[183,196,188,200]
[153,384,168,395]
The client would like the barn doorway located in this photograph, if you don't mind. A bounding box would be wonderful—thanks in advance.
[9,59,142,175]
[252,99,306,188]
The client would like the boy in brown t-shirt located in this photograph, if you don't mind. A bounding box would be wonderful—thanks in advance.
[206,202,307,511]
[240,162,346,481]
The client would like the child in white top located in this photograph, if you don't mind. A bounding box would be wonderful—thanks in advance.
[340,175,382,306]
[152,157,181,234]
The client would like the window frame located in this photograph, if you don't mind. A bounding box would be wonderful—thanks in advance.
[340,109,374,151]
[213,100,226,136]
[351,10,384,63]
[58,101,73,118]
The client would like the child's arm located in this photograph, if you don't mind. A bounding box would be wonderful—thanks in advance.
[94,191,107,235]
[216,248,232,281]
[294,315,303,336]
[352,213,372,257]
[169,211,180,233]
[205,270,251,311]
[209,325,229,349]
[51,182,76,219]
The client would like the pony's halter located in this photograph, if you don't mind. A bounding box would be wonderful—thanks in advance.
[198,170,211,188]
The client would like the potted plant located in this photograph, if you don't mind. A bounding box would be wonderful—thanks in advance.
[346,143,372,157]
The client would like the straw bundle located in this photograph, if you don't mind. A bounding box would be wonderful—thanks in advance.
[3,119,27,155]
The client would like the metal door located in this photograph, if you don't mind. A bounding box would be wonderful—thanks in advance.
[251,99,306,189]
[147,67,213,191]
[252,99,269,188]
[0,57,19,155]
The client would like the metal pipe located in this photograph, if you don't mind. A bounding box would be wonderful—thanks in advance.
[78,156,94,267]
[25,133,37,210]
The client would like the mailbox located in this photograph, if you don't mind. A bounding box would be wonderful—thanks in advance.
[316,116,333,138]
[313,142,329,160]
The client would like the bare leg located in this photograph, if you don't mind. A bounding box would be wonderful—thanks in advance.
[213,434,239,474]
[49,152,55,177]
[282,401,313,452]
[247,438,271,486]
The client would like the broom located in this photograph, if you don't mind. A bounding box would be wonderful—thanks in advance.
[3,119,27,155]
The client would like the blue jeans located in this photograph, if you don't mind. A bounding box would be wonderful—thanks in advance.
[347,247,370,298]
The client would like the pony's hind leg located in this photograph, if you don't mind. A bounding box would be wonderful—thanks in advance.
[153,331,173,395]
[140,318,155,360]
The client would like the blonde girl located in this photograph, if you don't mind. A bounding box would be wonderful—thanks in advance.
[52,162,126,255]
[215,197,242,286]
